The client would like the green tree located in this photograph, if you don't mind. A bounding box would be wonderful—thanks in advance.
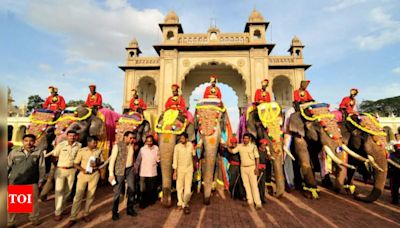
[67,99,85,107]
[27,95,44,112]
[359,96,400,117]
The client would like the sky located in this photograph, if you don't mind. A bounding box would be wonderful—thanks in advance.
[1,0,400,132]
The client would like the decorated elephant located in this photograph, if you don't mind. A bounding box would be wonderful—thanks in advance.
[155,109,195,207]
[245,102,293,197]
[194,98,229,205]
[27,109,59,154]
[338,113,389,202]
[287,103,355,199]
[115,111,151,146]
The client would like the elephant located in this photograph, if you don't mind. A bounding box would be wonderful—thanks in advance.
[194,100,227,205]
[245,102,292,198]
[54,106,104,146]
[115,111,151,147]
[338,113,389,202]
[287,103,355,199]
[156,110,195,207]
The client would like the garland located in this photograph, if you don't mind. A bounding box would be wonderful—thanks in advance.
[346,114,387,136]
[300,106,335,121]
[29,108,92,125]
[195,104,226,113]
[118,116,143,125]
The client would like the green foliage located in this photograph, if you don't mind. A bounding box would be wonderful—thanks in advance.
[27,95,44,112]
[359,96,400,117]
[67,99,85,107]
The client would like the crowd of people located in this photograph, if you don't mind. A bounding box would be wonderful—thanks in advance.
[7,74,400,227]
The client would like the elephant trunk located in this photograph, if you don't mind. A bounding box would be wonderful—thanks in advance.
[202,133,220,205]
[159,134,176,207]
[354,141,388,203]
[271,144,285,197]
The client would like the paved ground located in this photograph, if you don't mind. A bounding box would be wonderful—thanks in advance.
[14,180,400,228]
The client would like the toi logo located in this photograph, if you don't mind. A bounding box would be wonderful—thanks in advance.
[8,185,34,213]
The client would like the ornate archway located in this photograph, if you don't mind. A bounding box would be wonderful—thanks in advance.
[272,75,293,109]
[137,76,157,107]
[181,61,247,110]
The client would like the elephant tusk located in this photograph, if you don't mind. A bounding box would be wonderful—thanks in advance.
[342,145,369,163]
[283,147,296,161]
[323,145,356,170]
[388,159,400,170]
[266,147,275,160]
[367,155,384,172]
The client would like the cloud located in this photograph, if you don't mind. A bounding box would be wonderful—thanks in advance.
[9,0,164,64]
[38,63,51,71]
[355,7,400,50]
[393,67,400,74]
[324,0,366,12]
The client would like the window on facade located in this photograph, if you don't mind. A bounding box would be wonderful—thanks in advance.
[253,30,261,39]
[129,51,135,58]
[295,49,301,57]
[210,32,217,40]
[167,31,175,40]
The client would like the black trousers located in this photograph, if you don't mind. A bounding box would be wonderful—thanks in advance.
[228,165,245,199]
[390,166,400,203]
[112,167,135,215]
[139,176,158,208]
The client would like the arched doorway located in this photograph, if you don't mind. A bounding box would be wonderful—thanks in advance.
[182,62,246,132]
[272,76,293,109]
[138,76,156,107]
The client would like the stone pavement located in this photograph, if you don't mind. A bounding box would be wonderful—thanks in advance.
[14,180,400,228]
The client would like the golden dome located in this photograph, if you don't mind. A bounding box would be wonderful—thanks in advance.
[164,11,179,24]
[248,9,265,22]
[128,38,139,48]
[291,36,303,46]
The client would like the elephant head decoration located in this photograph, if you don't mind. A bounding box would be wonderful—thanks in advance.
[194,99,228,205]
[245,102,293,197]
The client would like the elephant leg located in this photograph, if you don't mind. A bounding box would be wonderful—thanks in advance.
[294,136,319,199]
[202,135,219,205]
[333,151,347,193]
[159,134,176,207]
[272,146,285,198]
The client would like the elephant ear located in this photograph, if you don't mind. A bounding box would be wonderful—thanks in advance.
[288,112,305,137]
[220,111,226,133]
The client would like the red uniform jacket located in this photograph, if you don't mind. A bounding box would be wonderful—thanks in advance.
[165,95,186,112]
[339,96,356,114]
[129,98,147,112]
[43,95,66,112]
[85,92,102,108]
[293,89,313,103]
[203,86,222,99]
[254,89,271,103]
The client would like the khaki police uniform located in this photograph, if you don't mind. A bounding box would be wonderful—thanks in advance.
[69,147,103,220]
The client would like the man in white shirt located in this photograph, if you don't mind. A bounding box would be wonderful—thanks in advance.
[172,133,196,214]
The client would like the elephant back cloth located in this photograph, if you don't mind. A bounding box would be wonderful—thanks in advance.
[54,109,93,136]
[155,109,187,135]
[115,112,144,142]
[28,109,56,141]
[195,98,226,136]
[347,113,387,149]
[300,103,342,141]
[256,102,284,143]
